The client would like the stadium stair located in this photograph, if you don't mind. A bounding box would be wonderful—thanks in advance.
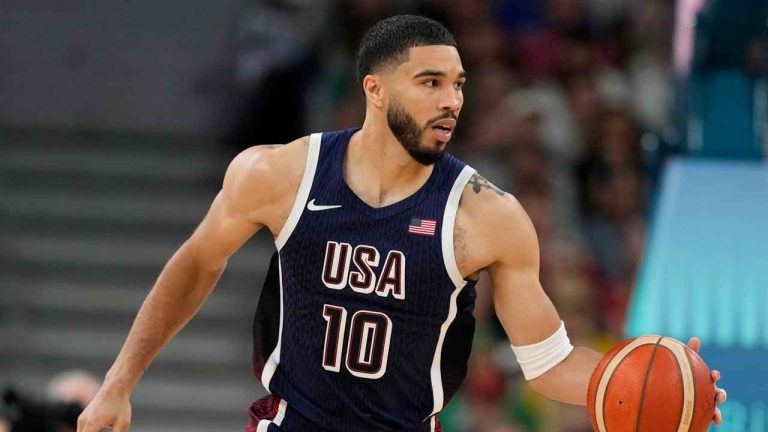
[0,127,273,431]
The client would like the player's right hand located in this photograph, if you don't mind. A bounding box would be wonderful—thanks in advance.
[77,386,132,432]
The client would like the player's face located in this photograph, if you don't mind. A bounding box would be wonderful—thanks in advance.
[386,45,465,166]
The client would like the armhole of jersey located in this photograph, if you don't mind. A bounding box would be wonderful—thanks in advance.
[274,133,322,251]
[428,164,477,418]
[441,165,476,288]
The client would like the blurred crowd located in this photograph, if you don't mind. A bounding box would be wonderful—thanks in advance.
[0,370,98,432]
[218,0,676,430]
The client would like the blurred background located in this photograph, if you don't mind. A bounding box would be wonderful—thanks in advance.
[1,0,766,431]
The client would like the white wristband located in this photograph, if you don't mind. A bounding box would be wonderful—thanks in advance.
[510,321,574,381]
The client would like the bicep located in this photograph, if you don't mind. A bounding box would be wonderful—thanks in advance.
[182,147,277,271]
[487,196,561,346]
[184,190,263,271]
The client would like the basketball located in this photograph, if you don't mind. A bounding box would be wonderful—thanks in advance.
[587,336,717,432]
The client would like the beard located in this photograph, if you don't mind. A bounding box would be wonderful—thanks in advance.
[386,98,448,166]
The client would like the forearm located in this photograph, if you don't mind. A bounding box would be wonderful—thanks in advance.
[528,346,603,405]
[103,243,225,394]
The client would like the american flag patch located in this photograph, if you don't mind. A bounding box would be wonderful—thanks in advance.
[408,218,437,236]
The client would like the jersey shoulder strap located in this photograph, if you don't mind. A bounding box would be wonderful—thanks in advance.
[274,133,322,250]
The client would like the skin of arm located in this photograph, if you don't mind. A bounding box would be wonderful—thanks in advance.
[457,173,726,423]
[77,138,307,432]
[456,173,602,405]
[106,139,308,391]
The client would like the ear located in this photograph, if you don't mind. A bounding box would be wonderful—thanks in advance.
[363,75,386,109]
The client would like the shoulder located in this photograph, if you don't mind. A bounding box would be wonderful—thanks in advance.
[455,172,539,273]
[221,136,310,226]
[225,137,309,187]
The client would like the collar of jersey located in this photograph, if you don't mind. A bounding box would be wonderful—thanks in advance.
[335,128,442,220]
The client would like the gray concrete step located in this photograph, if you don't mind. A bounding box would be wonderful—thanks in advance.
[4,212,195,242]
[0,167,219,197]
[2,145,219,179]
[0,278,257,325]
[0,323,251,368]
[2,188,212,225]
[0,258,264,292]
[0,127,214,153]
[0,127,268,432]
[1,233,273,274]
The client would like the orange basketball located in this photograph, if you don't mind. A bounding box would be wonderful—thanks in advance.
[587,336,716,432]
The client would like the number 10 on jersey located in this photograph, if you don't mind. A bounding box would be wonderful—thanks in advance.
[322,304,392,379]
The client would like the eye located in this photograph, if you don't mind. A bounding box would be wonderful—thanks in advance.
[424,79,438,88]
[455,80,466,90]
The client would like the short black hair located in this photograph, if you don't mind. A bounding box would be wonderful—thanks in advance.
[355,15,457,84]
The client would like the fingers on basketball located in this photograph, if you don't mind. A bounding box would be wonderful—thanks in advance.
[588,336,717,432]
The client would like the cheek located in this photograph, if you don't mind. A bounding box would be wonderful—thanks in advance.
[456,90,465,107]
[406,105,433,128]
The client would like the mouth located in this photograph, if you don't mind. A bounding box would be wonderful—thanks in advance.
[429,118,456,142]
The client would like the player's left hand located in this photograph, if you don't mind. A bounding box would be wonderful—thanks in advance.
[687,337,727,426]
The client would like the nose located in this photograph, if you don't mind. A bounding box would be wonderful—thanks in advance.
[438,87,462,114]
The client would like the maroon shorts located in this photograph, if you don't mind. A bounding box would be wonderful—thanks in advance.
[245,394,284,432]
[245,395,443,431]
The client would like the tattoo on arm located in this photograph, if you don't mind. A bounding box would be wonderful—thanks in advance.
[468,173,505,196]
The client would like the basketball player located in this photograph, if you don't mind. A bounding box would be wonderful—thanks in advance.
[77,15,726,432]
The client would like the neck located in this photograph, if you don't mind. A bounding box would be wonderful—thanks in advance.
[345,117,435,208]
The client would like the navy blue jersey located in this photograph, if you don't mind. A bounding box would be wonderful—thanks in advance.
[252,129,478,432]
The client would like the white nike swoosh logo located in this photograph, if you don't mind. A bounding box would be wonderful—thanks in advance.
[307,199,342,211]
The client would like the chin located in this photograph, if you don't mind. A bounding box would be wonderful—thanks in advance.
[431,140,448,150]
[422,135,446,148]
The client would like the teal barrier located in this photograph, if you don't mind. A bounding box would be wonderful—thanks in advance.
[627,158,768,430]
[688,70,763,160]
[700,348,768,431]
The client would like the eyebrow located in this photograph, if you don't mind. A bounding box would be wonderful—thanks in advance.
[413,69,467,79]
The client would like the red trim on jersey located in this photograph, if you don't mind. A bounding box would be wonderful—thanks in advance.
[244,394,444,431]
[245,395,281,431]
